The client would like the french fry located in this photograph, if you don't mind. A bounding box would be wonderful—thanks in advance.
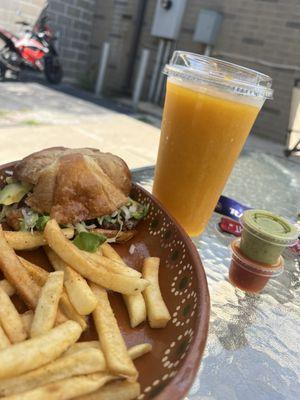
[1,373,114,400]
[44,220,148,295]
[18,256,48,286]
[77,381,141,400]
[4,228,74,251]
[85,250,141,278]
[20,311,34,335]
[128,343,152,360]
[0,325,10,350]
[101,243,146,328]
[0,348,106,396]
[91,283,138,380]
[0,320,82,379]
[64,341,100,356]
[30,271,64,337]
[65,341,152,360]
[99,242,141,277]
[59,293,87,331]
[142,257,171,328]
[45,248,97,316]
[0,286,27,343]
[123,293,146,328]
[0,226,40,308]
[19,257,87,330]
[0,279,15,297]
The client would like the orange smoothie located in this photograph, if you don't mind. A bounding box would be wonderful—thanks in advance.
[153,79,261,236]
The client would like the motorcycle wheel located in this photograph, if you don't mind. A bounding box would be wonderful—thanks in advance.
[0,61,6,81]
[44,55,63,84]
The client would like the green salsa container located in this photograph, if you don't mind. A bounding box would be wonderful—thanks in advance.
[240,210,299,265]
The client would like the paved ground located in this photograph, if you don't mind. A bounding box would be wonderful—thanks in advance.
[0,77,298,168]
[0,78,160,168]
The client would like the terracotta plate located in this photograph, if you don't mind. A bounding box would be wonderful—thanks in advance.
[0,162,210,400]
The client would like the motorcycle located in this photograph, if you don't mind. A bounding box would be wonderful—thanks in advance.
[0,5,63,84]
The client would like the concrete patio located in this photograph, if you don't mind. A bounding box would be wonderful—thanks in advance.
[0,79,297,168]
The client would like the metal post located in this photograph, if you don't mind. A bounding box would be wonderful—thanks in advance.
[148,39,165,101]
[132,49,150,111]
[95,42,110,97]
[154,39,172,104]
[204,45,212,56]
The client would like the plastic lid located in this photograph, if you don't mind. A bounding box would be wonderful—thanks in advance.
[241,210,299,246]
[164,51,273,99]
[231,239,284,277]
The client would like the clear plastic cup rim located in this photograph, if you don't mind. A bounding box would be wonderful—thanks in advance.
[230,239,284,277]
[164,51,273,100]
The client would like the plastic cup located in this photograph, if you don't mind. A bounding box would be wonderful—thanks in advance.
[152,51,273,236]
[229,239,283,293]
[240,210,299,265]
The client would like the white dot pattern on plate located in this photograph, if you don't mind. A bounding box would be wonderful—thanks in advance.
[133,187,201,400]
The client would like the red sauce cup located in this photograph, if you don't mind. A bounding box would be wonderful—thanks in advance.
[229,239,284,293]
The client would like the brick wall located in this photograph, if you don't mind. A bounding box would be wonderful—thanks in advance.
[87,0,300,144]
[0,0,45,36]
[47,0,96,82]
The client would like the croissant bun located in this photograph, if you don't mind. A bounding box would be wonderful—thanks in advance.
[14,147,131,224]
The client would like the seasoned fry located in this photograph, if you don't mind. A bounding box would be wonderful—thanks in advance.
[0,348,106,397]
[64,341,100,356]
[65,341,152,360]
[4,228,74,251]
[45,248,97,316]
[128,343,152,360]
[18,256,48,286]
[30,271,64,337]
[20,311,34,335]
[95,242,141,277]
[19,257,87,330]
[77,381,141,400]
[44,220,148,295]
[101,243,146,327]
[0,320,82,379]
[59,293,87,330]
[91,283,138,380]
[0,279,15,297]
[84,251,141,278]
[0,325,10,350]
[0,226,40,308]
[1,373,114,400]
[123,293,146,328]
[142,257,171,328]
[0,286,27,343]
[91,228,136,243]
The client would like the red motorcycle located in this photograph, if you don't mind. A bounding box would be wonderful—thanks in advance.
[0,5,63,84]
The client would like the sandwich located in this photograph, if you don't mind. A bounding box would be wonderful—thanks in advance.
[0,147,148,250]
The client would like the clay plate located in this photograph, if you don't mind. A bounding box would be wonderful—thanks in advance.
[0,161,210,400]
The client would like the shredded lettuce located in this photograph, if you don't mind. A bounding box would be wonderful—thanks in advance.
[19,209,50,232]
[20,209,39,232]
[73,231,106,252]
[35,215,50,231]
[97,199,149,229]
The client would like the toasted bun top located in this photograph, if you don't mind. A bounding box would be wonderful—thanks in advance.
[14,147,131,224]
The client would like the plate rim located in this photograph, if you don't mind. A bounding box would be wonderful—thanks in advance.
[133,183,210,400]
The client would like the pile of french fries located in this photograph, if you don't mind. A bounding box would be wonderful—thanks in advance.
[0,219,171,399]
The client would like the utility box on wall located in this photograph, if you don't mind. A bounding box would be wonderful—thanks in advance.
[193,9,223,45]
[151,0,187,40]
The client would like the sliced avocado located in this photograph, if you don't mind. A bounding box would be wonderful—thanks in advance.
[0,182,32,205]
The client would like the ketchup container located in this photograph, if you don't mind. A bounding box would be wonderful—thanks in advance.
[229,239,284,293]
